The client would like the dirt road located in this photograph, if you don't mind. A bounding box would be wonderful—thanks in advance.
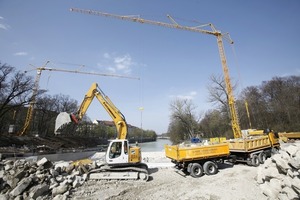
[70,152,267,200]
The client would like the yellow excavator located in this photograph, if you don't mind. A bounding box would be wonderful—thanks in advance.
[55,82,149,181]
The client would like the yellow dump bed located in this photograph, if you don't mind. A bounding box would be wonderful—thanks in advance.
[164,143,230,162]
[279,132,300,139]
[224,134,279,153]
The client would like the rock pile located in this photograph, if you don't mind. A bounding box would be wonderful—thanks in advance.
[0,157,88,200]
[256,142,300,199]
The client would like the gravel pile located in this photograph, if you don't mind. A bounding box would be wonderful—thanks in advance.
[0,157,89,200]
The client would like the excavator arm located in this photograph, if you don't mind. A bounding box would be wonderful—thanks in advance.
[55,83,128,140]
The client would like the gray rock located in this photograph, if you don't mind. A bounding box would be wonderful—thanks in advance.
[256,167,265,184]
[65,164,75,174]
[50,169,59,178]
[55,175,64,182]
[289,157,300,169]
[0,170,4,179]
[279,150,291,161]
[9,177,32,197]
[287,169,295,178]
[6,177,18,188]
[277,193,290,200]
[0,194,8,200]
[272,154,291,174]
[282,176,292,188]
[52,184,68,197]
[264,165,280,181]
[52,194,67,200]
[4,164,12,171]
[49,182,59,190]
[291,177,300,194]
[282,186,299,199]
[72,176,85,188]
[260,182,279,199]
[54,161,70,171]
[269,178,282,192]
[37,157,48,167]
[14,169,26,181]
[285,145,298,157]
[29,183,49,199]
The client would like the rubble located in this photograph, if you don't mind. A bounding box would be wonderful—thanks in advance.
[0,157,88,199]
[256,142,300,199]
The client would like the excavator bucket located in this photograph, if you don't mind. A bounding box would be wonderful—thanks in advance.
[55,112,72,134]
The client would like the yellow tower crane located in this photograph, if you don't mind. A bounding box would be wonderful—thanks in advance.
[70,8,242,139]
[19,61,139,136]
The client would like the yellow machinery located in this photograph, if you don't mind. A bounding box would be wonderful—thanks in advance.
[69,8,280,170]
[55,83,148,181]
[279,132,300,142]
[165,142,230,177]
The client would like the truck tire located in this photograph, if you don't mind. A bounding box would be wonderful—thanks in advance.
[251,155,260,167]
[258,152,266,164]
[190,163,204,178]
[203,161,218,175]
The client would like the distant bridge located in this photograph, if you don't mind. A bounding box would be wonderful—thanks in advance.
[157,136,170,139]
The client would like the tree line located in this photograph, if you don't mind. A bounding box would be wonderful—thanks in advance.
[0,62,157,141]
[167,75,300,144]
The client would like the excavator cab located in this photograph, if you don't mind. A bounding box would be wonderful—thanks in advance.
[106,139,142,165]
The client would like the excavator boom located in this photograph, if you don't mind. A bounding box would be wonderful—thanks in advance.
[55,83,128,140]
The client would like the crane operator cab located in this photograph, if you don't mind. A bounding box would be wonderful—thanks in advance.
[106,139,142,165]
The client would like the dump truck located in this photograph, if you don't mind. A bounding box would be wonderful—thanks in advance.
[165,142,231,178]
[224,129,280,166]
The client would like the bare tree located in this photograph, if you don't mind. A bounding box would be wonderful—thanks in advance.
[168,98,200,143]
[207,74,228,109]
[0,63,35,133]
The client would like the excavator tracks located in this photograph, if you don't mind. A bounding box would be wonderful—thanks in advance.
[88,165,149,181]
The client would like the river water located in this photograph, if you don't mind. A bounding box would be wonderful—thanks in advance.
[138,139,172,152]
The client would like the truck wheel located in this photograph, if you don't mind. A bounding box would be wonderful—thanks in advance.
[258,152,266,164]
[251,155,260,167]
[203,161,218,175]
[190,163,204,178]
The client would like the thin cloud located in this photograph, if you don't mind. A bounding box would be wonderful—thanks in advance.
[170,91,198,100]
[0,16,9,30]
[98,53,135,75]
[14,52,28,56]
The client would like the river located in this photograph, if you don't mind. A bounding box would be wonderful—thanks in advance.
[138,138,172,152]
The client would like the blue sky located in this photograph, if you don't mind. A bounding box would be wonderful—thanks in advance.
[1,1,299,134]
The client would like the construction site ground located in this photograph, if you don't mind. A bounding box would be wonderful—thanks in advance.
[71,151,267,200]
[71,142,299,200]
[1,135,298,200]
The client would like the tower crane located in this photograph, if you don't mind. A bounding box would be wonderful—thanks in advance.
[19,61,139,136]
[19,61,49,136]
[70,8,242,139]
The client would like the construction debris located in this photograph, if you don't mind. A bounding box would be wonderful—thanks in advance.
[256,142,300,199]
[0,157,88,199]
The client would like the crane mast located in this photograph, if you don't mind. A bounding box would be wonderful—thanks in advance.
[19,67,43,135]
[70,8,242,138]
